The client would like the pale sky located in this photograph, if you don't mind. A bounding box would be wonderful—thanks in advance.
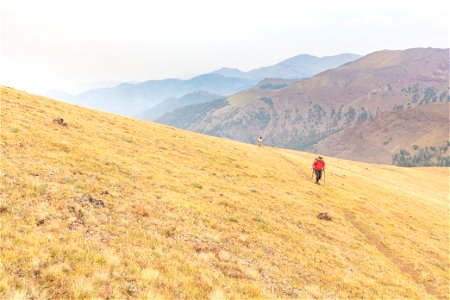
[1,0,449,94]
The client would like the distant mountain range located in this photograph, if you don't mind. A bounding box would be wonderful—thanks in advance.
[135,91,223,120]
[46,74,257,116]
[45,81,131,100]
[157,48,449,166]
[43,53,361,117]
[212,53,361,80]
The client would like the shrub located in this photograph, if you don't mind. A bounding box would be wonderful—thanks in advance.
[228,216,238,222]
[393,142,450,167]
[345,106,356,122]
[192,183,203,189]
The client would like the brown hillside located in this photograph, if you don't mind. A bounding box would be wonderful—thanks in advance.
[309,103,449,164]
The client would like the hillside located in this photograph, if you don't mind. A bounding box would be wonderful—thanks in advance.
[158,48,449,165]
[136,91,223,121]
[308,103,450,164]
[212,53,361,80]
[1,87,449,299]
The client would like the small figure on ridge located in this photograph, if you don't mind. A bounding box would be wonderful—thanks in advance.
[257,136,263,147]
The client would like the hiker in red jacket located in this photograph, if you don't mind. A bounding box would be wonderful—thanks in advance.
[312,156,325,184]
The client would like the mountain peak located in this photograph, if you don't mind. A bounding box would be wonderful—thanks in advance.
[214,67,243,72]
[212,53,360,80]
[211,67,247,79]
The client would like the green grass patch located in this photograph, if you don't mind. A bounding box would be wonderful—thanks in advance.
[433,260,446,271]
[192,183,203,189]
[35,184,47,194]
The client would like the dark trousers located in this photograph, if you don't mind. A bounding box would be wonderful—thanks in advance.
[314,169,323,183]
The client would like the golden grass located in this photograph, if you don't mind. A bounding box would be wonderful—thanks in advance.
[0,86,449,299]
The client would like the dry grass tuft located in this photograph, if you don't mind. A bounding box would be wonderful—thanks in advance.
[131,202,151,217]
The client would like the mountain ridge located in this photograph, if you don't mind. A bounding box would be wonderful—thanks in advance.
[212,53,361,80]
[158,47,449,165]
[135,91,224,121]
[64,73,257,116]
[43,52,360,118]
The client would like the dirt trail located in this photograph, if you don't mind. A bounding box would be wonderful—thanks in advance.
[344,211,446,300]
[270,149,446,299]
[271,150,311,181]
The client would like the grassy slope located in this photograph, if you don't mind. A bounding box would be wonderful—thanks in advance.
[0,86,448,299]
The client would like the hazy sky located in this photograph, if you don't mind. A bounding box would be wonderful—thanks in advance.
[1,0,449,93]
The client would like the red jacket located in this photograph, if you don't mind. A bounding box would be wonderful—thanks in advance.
[313,160,325,171]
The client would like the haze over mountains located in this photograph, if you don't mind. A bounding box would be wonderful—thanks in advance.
[158,48,449,166]
[43,53,360,117]
[46,74,257,117]
[212,53,361,80]
[39,48,449,166]
[136,91,223,121]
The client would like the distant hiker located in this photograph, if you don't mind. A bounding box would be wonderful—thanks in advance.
[312,156,325,184]
[257,136,263,147]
